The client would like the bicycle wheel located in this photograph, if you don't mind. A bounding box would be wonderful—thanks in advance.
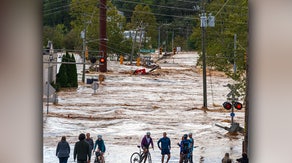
[130,152,141,163]
[147,153,152,163]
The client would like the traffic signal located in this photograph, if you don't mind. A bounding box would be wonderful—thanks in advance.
[173,47,176,54]
[233,102,243,110]
[99,57,105,64]
[159,47,162,55]
[90,57,97,64]
[223,101,232,110]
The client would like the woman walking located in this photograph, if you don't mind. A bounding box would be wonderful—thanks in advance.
[56,136,70,163]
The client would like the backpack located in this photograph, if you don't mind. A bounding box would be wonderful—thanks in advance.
[182,140,189,154]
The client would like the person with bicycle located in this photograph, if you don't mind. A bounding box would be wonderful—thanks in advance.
[157,132,171,163]
[93,135,106,163]
[141,132,154,163]
[177,134,190,163]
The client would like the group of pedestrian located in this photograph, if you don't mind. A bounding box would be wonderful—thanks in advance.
[139,131,194,163]
[56,131,248,163]
[222,152,249,163]
[177,133,194,163]
[55,133,106,163]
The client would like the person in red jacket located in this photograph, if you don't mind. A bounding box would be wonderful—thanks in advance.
[140,132,154,163]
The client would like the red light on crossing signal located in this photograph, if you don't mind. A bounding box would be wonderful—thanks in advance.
[223,102,232,110]
[233,102,242,110]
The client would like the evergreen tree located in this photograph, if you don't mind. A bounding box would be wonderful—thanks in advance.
[70,54,78,87]
[56,52,78,88]
[56,55,68,87]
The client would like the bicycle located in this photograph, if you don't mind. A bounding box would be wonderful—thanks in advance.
[94,151,104,163]
[130,145,152,163]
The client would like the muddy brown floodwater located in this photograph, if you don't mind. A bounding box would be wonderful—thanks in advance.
[43,52,245,163]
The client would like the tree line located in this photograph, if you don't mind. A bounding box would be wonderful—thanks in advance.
[43,0,247,93]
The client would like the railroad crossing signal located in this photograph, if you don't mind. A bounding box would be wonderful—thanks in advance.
[223,101,243,111]
[226,83,241,98]
[233,102,243,110]
[223,102,232,110]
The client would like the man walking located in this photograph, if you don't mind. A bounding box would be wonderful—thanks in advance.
[157,132,171,163]
[85,133,94,153]
[188,133,194,163]
[74,133,91,163]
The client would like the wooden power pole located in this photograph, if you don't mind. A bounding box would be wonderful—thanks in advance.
[99,0,107,72]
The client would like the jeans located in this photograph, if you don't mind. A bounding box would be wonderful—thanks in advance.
[58,157,68,163]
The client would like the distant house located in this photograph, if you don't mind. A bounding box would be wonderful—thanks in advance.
[43,41,57,85]
[123,30,147,43]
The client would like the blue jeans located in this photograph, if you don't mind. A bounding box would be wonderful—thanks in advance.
[58,157,68,163]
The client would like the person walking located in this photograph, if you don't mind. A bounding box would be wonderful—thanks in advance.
[74,133,91,163]
[157,132,171,163]
[56,136,70,163]
[188,133,194,163]
[178,134,190,163]
[141,132,154,163]
[222,152,232,163]
[93,135,106,163]
[85,133,94,153]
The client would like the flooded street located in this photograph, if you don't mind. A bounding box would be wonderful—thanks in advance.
[43,52,245,163]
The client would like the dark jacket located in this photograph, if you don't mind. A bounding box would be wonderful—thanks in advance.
[236,157,249,163]
[56,140,70,158]
[141,135,154,149]
[73,140,91,161]
[85,138,94,151]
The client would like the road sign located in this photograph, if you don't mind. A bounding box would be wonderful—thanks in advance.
[226,83,241,98]
[230,112,235,117]
[140,49,155,53]
[92,81,99,90]
[43,82,56,96]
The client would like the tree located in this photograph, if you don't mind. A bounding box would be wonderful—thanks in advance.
[69,0,127,55]
[56,52,78,88]
[43,24,66,49]
[56,55,68,87]
[129,4,157,49]
[190,0,248,97]
[43,0,73,30]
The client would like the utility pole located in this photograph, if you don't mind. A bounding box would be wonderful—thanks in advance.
[81,29,86,83]
[46,41,54,114]
[200,0,207,108]
[199,0,215,108]
[243,50,249,154]
[231,34,237,124]
[130,29,138,65]
[99,0,107,72]
[158,25,161,49]
[172,29,174,50]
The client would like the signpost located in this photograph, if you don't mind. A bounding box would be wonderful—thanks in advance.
[92,81,99,95]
